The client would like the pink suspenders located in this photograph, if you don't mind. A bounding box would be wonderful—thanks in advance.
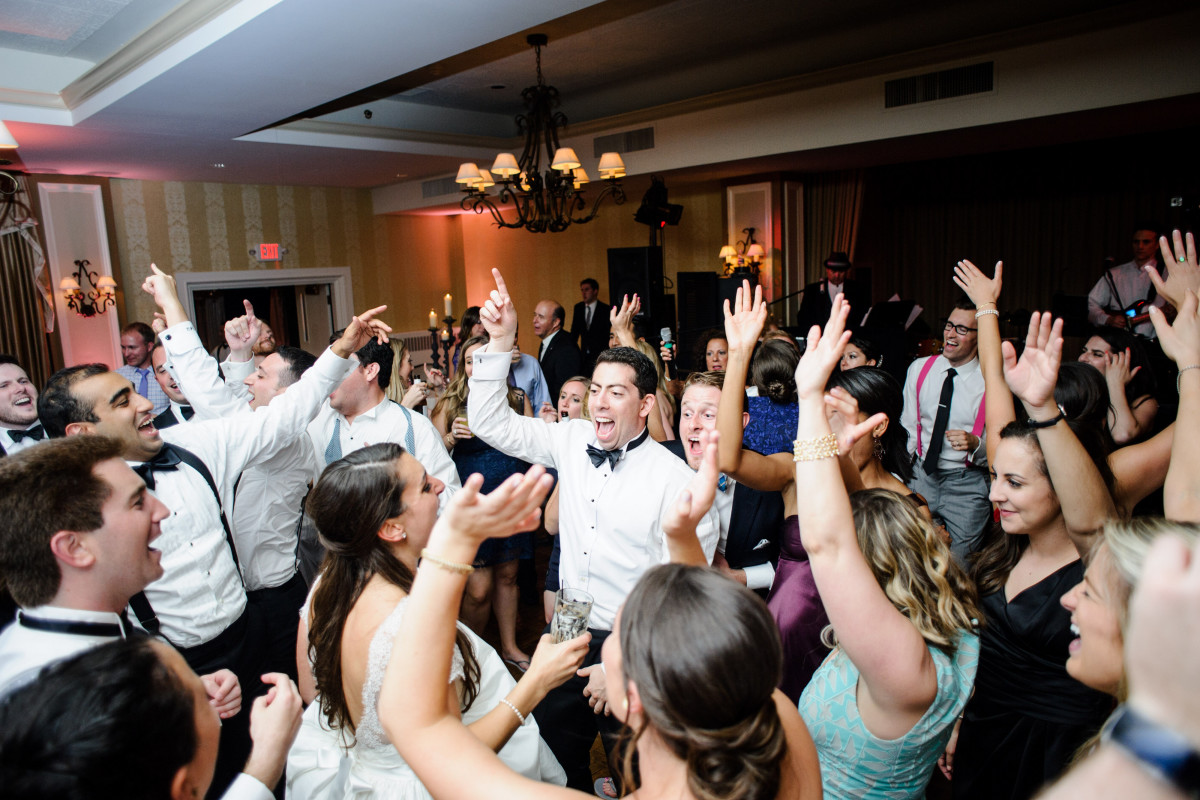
[915,355,986,465]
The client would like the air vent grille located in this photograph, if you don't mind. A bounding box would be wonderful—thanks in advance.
[593,127,655,157]
[421,176,459,199]
[885,62,994,108]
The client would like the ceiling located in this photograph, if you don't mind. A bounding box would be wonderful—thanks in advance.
[0,0,1194,190]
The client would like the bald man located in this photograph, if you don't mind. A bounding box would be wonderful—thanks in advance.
[533,299,581,402]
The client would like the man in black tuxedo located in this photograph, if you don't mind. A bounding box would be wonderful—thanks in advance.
[149,344,194,430]
[533,300,581,403]
[663,371,782,596]
[798,251,871,332]
[569,278,610,374]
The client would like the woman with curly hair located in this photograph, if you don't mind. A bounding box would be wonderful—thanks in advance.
[792,296,982,799]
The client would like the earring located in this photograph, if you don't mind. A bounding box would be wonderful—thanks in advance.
[622,697,629,712]
[873,436,885,461]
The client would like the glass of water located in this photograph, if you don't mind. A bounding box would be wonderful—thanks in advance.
[551,588,594,643]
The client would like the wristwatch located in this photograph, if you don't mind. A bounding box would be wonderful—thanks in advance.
[1026,403,1066,429]
[1102,704,1200,798]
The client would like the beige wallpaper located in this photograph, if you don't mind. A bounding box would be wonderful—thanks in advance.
[109,179,381,326]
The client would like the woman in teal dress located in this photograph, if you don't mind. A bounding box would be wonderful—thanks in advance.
[792,295,982,800]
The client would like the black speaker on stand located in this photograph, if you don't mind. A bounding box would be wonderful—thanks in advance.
[607,246,674,340]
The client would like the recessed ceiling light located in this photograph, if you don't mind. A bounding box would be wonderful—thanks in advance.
[211,162,225,168]
[490,84,506,90]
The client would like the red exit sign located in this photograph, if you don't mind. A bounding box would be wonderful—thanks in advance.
[257,243,280,261]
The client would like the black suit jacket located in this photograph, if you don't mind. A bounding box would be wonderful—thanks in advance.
[538,332,582,403]
[570,300,611,370]
[153,406,193,430]
[798,279,871,331]
[663,440,783,596]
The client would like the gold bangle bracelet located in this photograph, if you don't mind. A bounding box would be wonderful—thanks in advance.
[420,548,475,575]
[793,433,840,462]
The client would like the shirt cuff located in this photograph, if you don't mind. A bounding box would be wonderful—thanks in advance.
[743,562,775,592]
[158,321,202,356]
[471,350,511,381]
[221,357,254,383]
[221,773,273,800]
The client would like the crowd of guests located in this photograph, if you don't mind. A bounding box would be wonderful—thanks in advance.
[0,223,1198,800]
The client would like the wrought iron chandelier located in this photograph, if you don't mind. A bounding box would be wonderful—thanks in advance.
[456,34,627,234]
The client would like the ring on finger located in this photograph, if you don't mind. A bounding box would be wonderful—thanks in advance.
[1180,256,1188,263]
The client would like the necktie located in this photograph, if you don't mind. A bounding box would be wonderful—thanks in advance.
[538,340,546,361]
[585,305,592,328]
[717,474,729,492]
[9,424,44,443]
[180,405,195,421]
[586,444,620,469]
[325,417,343,464]
[133,447,182,491]
[136,368,150,399]
[923,368,957,475]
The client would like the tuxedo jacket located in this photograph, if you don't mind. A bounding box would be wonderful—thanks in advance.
[570,300,612,368]
[663,440,783,585]
[153,406,193,430]
[798,279,871,331]
[538,332,582,403]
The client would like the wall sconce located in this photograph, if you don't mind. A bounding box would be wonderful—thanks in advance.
[60,259,117,317]
[718,227,766,275]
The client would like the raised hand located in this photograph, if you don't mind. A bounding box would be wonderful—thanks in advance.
[1149,289,1200,368]
[140,263,179,308]
[953,259,1003,308]
[1105,348,1140,390]
[609,293,641,347]
[331,305,391,358]
[824,386,886,455]
[151,312,167,335]
[425,366,446,390]
[432,467,554,549]
[663,428,720,548]
[538,401,558,423]
[1149,230,1199,310]
[794,294,852,402]
[722,279,767,356]
[224,299,263,358]
[1002,311,1063,412]
[526,632,590,696]
[479,268,519,345]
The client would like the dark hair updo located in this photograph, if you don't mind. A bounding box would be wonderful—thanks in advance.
[617,564,786,800]
[750,339,799,404]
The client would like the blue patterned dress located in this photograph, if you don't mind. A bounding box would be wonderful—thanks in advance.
[799,632,980,799]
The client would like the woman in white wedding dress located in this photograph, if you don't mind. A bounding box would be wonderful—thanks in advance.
[287,443,580,799]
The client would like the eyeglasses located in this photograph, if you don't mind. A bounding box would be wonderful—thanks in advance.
[943,320,978,336]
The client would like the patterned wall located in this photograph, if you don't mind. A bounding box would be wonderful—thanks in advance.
[109,179,381,326]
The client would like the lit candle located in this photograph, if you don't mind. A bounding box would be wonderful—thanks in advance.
[444,293,453,317]
[428,309,437,329]
[440,328,451,342]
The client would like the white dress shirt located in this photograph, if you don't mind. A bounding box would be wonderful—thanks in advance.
[0,606,131,696]
[467,350,718,631]
[2,423,44,456]
[1087,259,1168,338]
[307,399,461,510]
[169,350,319,592]
[117,363,170,415]
[139,322,351,647]
[900,354,986,470]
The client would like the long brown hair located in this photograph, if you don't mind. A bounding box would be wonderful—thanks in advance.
[306,444,479,740]
[617,565,787,800]
[432,335,524,422]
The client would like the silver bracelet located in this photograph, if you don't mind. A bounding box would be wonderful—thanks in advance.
[499,698,526,725]
[1178,364,1200,394]
[974,308,1000,320]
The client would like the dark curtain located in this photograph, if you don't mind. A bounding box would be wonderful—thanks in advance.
[853,127,1200,323]
[804,169,865,284]
[0,178,52,388]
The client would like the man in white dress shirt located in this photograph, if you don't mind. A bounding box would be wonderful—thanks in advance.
[0,355,44,458]
[1087,223,1169,339]
[901,298,991,561]
[0,435,299,799]
[468,268,718,790]
[308,337,460,503]
[35,265,387,796]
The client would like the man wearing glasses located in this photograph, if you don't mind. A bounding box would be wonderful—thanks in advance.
[900,299,989,562]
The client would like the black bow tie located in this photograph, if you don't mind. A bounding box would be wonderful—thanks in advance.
[179,405,195,421]
[586,444,620,469]
[133,447,182,491]
[18,610,144,639]
[9,424,44,443]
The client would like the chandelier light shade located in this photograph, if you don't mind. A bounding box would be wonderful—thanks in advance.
[459,34,627,234]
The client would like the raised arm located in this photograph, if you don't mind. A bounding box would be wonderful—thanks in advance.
[954,259,1013,465]
[1147,230,1199,312]
[1150,289,1200,521]
[793,296,938,723]
[608,293,640,349]
[715,281,792,491]
[1104,348,1157,445]
[661,429,720,566]
[378,469,583,800]
[1003,312,1117,547]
